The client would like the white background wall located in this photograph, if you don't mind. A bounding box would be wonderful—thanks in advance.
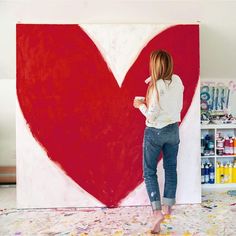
[1,0,236,165]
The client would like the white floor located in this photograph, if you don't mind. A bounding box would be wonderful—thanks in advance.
[0,185,16,208]
[0,185,236,235]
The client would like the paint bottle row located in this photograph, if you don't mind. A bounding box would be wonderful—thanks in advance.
[215,161,236,183]
[216,133,236,155]
[201,162,215,184]
[201,161,236,184]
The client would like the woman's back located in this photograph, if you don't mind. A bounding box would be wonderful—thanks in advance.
[139,74,184,128]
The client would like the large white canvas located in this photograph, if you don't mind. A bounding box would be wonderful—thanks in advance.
[17,24,200,208]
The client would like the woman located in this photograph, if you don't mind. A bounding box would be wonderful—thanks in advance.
[133,50,184,234]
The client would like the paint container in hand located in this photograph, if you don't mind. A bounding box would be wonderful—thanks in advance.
[134,96,145,101]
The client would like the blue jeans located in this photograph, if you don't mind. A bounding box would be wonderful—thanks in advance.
[143,123,180,211]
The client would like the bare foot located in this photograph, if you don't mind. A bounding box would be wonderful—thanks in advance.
[162,205,171,216]
[151,210,164,234]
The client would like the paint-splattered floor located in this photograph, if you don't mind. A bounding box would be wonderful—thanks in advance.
[0,188,236,236]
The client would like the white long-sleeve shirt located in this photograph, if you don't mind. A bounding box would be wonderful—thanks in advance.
[139,74,184,129]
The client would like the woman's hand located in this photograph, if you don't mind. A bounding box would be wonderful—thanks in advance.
[133,99,145,108]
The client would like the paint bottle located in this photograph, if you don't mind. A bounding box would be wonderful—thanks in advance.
[204,163,209,184]
[216,135,224,156]
[233,137,236,155]
[220,174,225,184]
[217,148,224,156]
[216,162,221,184]
[228,162,233,183]
[220,162,224,184]
[201,136,205,156]
[216,133,224,148]
[209,163,215,184]
[208,140,214,155]
[220,162,224,175]
[201,163,205,184]
[224,137,230,155]
[233,162,236,183]
[229,138,234,155]
[224,162,229,183]
[204,134,210,153]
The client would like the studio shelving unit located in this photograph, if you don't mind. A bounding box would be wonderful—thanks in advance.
[201,123,236,189]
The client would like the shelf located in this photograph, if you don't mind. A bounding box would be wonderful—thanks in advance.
[216,155,236,158]
[201,156,215,158]
[202,155,236,159]
[201,123,236,188]
[201,123,236,129]
[202,183,236,189]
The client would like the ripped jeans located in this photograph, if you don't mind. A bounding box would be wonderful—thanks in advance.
[143,123,180,211]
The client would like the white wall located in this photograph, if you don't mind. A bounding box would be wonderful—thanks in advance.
[0,79,16,166]
[1,0,236,165]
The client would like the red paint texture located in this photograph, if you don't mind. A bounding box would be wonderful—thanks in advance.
[17,24,199,207]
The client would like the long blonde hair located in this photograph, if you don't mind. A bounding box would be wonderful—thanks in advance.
[146,50,173,107]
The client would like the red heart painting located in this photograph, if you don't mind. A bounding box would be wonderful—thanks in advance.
[17,24,199,207]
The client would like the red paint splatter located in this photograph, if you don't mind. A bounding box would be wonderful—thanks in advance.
[17,24,199,207]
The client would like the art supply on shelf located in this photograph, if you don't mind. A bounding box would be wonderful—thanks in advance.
[216,162,221,184]
[201,162,215,184]
[233,162,236,183]
[201,163,205,184]
[220,162,224,184]
[202,134,215,156]
[201,122,236,186]
[224,137,230,155]
[229,138,234,155]
[216,133,224,155]
[224,163,229,183]
[204,163,209,184]
[209,163,215,184]
[201,136,205,156]
[233,137,236,155]
[228,163,233,183]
